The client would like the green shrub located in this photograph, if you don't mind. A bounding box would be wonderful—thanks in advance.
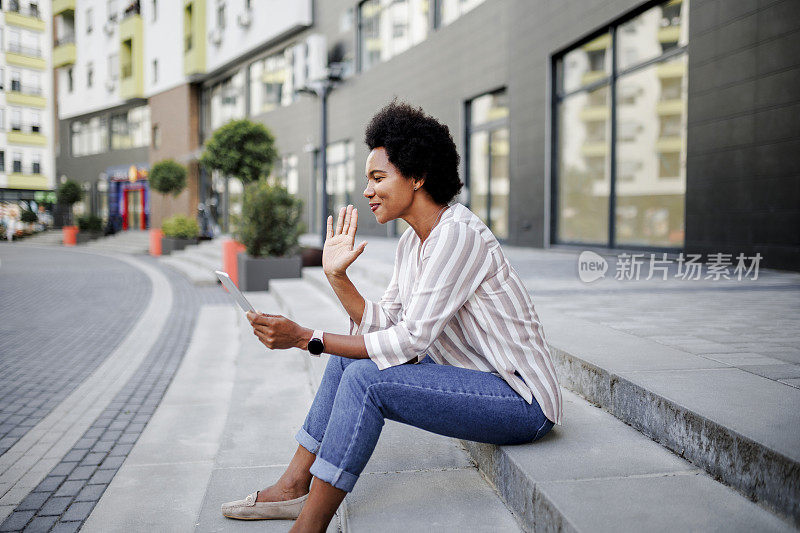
[236,181,305,258]
[150,159,187,197]
[162,214,199,239]
[77,214,103,232]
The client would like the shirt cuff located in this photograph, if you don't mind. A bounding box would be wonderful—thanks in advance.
[349,299,380,336]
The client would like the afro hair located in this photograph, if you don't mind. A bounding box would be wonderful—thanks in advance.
[364,100,463,205]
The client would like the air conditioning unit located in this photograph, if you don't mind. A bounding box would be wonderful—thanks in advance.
[208,27,222,46]
[105,79,116,92]
[237,11,252,28]
[104,21,115,35]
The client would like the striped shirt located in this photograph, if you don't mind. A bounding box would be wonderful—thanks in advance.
[349,202,563,425]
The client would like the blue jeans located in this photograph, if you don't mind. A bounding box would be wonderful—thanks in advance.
[294,354,554,492]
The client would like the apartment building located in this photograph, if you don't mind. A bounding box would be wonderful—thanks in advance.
[0,0,54,213]
[53,0,799,270]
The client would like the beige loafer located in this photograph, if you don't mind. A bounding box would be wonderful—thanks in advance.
[221,490,309,520]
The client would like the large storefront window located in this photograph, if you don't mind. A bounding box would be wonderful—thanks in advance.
[554,0,688,248]
[359,0,429,72]
[70,116,108,156]
[467,89,509,240]
[111,106,151,149]
[326,140,355,219]
[437,0,485,27]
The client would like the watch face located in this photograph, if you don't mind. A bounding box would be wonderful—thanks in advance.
[308,338,324,355]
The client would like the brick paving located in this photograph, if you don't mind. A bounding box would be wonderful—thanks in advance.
[0,247,151,458]
[0,248,228,532]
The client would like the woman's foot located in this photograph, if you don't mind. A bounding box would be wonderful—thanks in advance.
[256,480,309,503]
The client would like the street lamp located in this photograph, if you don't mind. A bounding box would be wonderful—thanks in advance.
[296,61,345,248]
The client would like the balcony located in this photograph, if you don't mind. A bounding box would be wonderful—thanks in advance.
[5,42,46,70]
[119,13,144,99]
[5,1,46,31]
[53,0,76,17]
[6,83,46,108]
[53,40,77,68]
[7,172,48,190]
[183,0,206,76]
[8,123,47,146]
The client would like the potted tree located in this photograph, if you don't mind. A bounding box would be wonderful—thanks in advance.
[161,214,200,254]
[57,180,83,246]
[236,181,305,291]
[149,159,188,256]
[19,208,39,239]
[200,118,279,283]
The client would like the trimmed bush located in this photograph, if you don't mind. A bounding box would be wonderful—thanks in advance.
[162,214,200,239]
[236,181,305,258]
[150,159,187,197]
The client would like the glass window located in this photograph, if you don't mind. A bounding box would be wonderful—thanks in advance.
[87,62,93,88]
[67,67,74,92]
[111,105,151,149]
[108,53,118,80]
[467,89,510,239]
[13,152,23,173]
[557,32,611,94]
[359,0,429,72]
[553,0,688,249]
[438,0,485,27]
[32,154,41,174]
[71,116,108,156]
[208,69,246,131]
[326,140,355,220]
[0,151,5,172]
[249,47,296,115]
[617,0,688,71]
[86,7,93,33]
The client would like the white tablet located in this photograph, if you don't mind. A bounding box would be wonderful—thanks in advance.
[215,270,256,313]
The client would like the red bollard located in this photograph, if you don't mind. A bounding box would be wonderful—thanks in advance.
[223,239,247,286]
[150,228,163,256]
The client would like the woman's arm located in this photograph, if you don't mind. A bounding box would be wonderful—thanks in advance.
[326,272,366,326]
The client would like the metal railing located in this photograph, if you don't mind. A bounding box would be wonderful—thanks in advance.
[10,123,43,135]
[7,1,42,19]
[9,82,43,95]
[7,42,43,58]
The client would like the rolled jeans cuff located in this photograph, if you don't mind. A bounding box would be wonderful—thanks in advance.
[309,455,359,493]
[295,427,321,455]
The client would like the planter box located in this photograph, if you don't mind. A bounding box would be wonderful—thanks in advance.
[237,253,302,291]
[76,232,93,244]
[162,236,199,255]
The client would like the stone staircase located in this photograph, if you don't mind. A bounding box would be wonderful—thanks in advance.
[14,229,64,246]
[264,244,798,531]
[158,239,223,285]
[81,230,151,254]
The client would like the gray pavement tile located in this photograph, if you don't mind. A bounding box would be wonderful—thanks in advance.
[54,480,84,498]
[0,511,35,532]
[345,468,521,533]
[33,476,65,493]
[49,462,77,477]
[15,493,48,512]
[66,466,96,481]
[740,364,800,380]
[61,449,88,463]
[61,501,95,522]
[89,440,114,453]
[38,497,71,516]
[79,452,106,467]
[22,515,57,532]
[779,378,800,389]
[50,522,81,533]
[99,456,125,470]
[75,484,107,502]
[537,473,794,533]
[108,443,133,457]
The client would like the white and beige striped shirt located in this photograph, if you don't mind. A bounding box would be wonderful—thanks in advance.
[349,202,563,425]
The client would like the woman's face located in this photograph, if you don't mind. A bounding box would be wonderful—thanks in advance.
[363,147,418,224]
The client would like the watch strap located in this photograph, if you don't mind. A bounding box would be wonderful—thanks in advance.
[309,329,324,357]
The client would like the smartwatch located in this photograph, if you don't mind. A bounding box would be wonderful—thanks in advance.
[307,329,324,357]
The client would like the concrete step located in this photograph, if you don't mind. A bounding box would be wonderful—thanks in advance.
[159,255,218,285]
[267,278,527,532]
[306,267,795,531]
[342,249,800,525]
[167,246,222,272]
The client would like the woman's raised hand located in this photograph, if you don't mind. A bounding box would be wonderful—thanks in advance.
[322,204,368,277]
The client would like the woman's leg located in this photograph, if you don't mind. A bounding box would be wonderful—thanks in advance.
[294,357,553,530]
[257,355,358,502]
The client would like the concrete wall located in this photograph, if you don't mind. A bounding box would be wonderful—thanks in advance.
[685,0,800,271]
